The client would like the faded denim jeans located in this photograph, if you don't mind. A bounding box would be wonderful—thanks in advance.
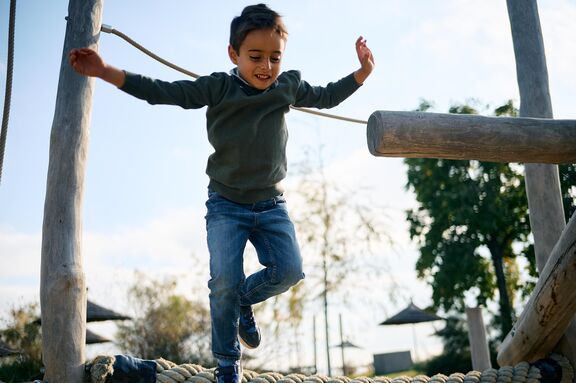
[205,189,304,360]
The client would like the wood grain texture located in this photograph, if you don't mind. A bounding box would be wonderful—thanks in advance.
[367,110,576,163]
[506,0,575,372]
[497,211,576,366]
[40,0,102,382]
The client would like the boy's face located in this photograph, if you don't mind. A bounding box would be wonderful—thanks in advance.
[228,28,285,90]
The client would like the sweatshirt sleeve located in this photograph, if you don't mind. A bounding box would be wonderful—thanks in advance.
[292,71,361,109]
[120,71,228,109]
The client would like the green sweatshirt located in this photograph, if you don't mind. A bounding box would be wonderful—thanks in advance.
[121,69,361,203]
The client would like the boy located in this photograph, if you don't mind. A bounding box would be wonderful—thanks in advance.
[70,3,374,382]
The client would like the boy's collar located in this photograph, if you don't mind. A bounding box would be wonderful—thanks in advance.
[230,68,278,94]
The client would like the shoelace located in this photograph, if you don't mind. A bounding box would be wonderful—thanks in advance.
[240,309,256,328]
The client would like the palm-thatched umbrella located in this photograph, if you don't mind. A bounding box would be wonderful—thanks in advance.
[32,300,130,345]
[332,340,361,349]
[86,329,112,344]
[34,300,131,324]
[87,300,131,322]
[331,339,362,375]
[379,302,444,361]
[380,302,443,325]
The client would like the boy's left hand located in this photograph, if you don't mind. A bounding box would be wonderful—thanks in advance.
[354,36,375,85]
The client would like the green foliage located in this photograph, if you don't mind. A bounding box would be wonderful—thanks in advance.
[115,273,212,364]
[423,317,473,375]
[0,359,43,383]
[0,303,44,382]
[422,315,500,376]
[406,100,532,338]
[559,163,576,220]
[408,98,576,374]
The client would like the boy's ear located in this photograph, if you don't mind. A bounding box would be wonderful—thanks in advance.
[228,45,238,64]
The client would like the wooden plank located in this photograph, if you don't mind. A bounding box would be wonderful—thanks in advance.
[40,0,102,382]
[497,210,576,366]
[367,110,576,163]
[506,0,575,371]
[466,307,492,371]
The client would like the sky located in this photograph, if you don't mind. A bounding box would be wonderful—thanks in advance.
[0,0,575,373]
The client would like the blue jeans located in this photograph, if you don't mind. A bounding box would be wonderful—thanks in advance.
[205,190,304,360]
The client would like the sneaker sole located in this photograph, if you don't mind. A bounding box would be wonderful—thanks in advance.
[238,336,258,349]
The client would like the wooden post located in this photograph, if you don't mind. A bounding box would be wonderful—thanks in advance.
[40,1,102,382]
[466,307,492,371]
[505,0,576,371]
[497,211,576,365]
[367,111,576,163]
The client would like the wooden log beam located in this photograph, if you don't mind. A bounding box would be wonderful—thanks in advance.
[367,110,576,164]
[497,210,576,366]
[40,0,102,382]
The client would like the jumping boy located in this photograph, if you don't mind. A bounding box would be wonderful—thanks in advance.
[70,4,374,382]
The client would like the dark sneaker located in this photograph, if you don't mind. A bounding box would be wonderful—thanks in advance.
[238,305,261,349]
[214,365,242,383]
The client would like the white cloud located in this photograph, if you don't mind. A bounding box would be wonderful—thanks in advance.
[83,206,211,305]
[540,2,576,118]
[0,227,41,278]
[0,206,211,317]
[0,228,41,313]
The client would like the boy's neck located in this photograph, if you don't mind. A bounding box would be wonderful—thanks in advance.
[230,67,276,94]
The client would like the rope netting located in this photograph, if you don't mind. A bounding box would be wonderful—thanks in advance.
[85,353,574,383]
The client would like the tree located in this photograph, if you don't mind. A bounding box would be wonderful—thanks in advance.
[422,314,498,375]
[0,303,43,382]
[288,147,393,375]
[559,163,576,221]
[405,100,531,339]
[115,273,212,364]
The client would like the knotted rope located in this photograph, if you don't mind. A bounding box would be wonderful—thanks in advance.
[85,353,574,383]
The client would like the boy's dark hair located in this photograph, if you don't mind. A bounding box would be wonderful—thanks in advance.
[229,4,288,53]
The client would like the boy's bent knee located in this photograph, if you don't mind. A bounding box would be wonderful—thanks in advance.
[281,263,304,287]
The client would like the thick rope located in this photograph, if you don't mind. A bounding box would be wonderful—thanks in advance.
[99,24,368,125]
[0,0,16,185]
[86,353,574,383]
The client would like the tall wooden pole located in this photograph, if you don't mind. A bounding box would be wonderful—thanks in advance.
[506,0,566,264]
[505,0,575,371]
[339,314,346,376]
[40,1,102,382]
[323,254,332,376]
[313,315,318,374]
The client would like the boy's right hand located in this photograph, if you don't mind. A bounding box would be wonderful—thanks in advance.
[69,48,126,87]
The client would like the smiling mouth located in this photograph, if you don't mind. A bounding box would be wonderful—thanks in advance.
[255,74,271,80]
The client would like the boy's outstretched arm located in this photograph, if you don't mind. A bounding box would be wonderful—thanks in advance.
[353,36,375,85]
[69,48,126,88]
